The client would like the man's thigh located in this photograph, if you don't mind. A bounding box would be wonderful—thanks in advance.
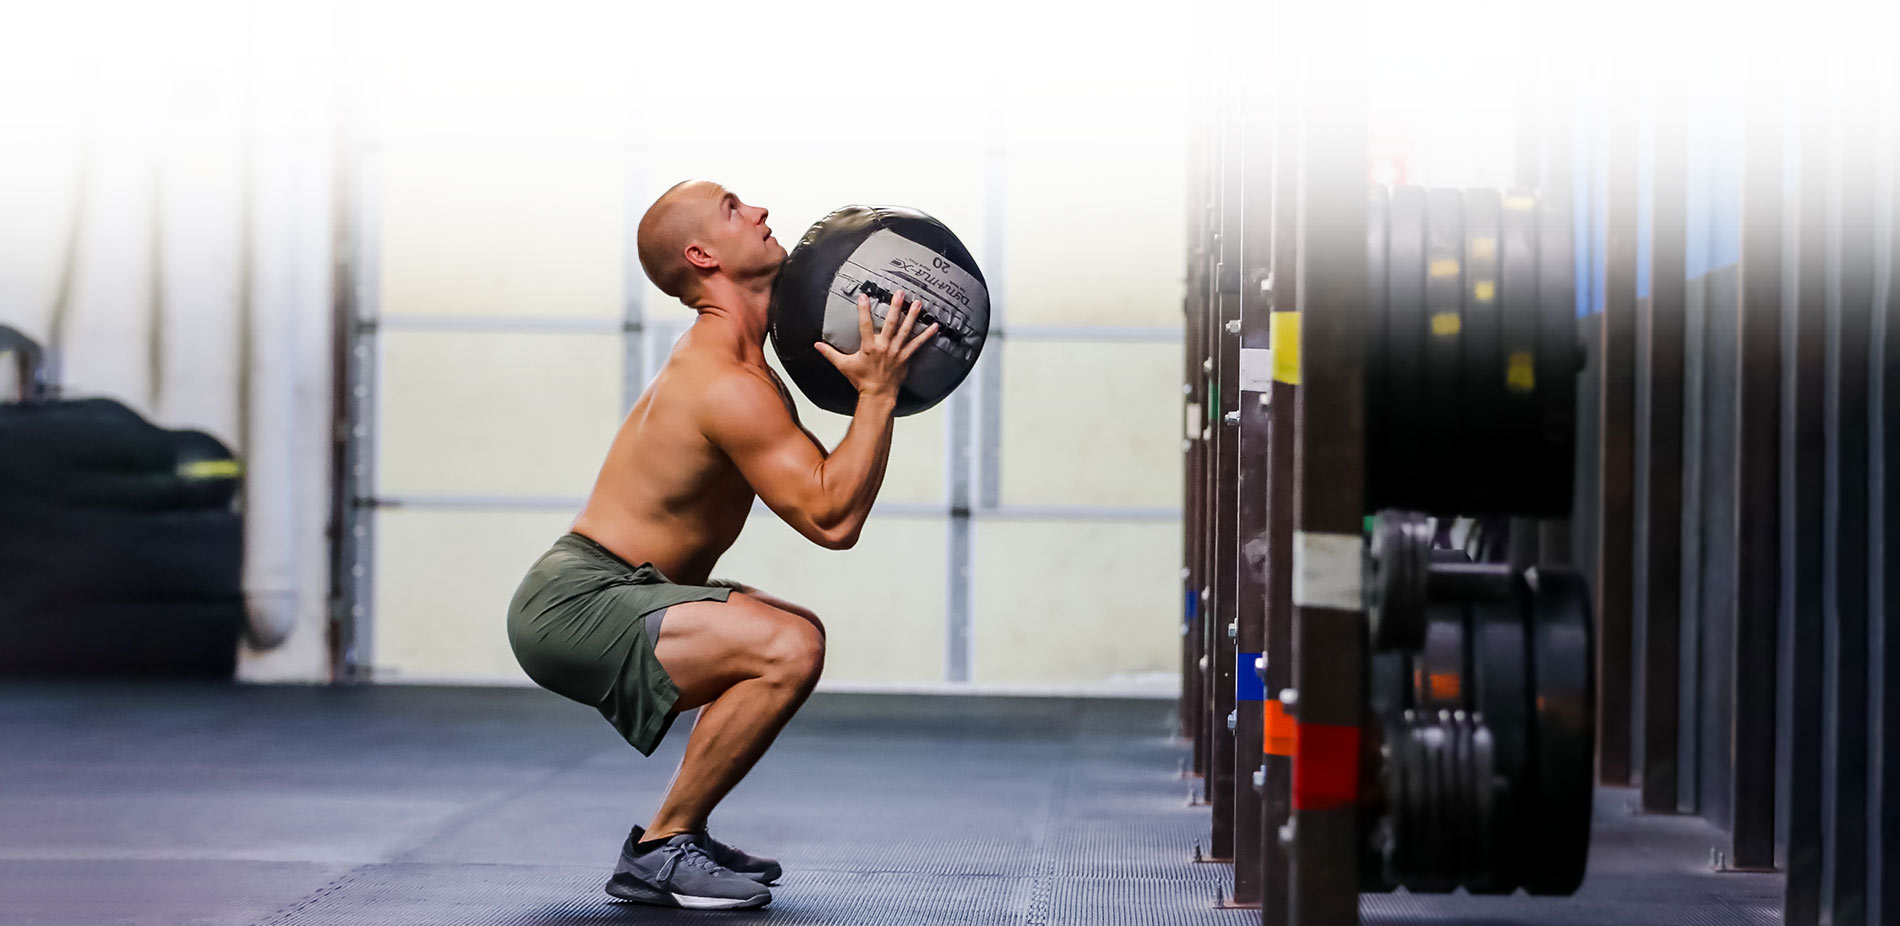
[653,593,820,711]
[713,581,824,637]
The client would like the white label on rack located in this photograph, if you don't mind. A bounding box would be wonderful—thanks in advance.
[1239,348,1274,393]
[1292,531,1364,611]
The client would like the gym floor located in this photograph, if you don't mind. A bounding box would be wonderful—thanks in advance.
[2,684,1777,926]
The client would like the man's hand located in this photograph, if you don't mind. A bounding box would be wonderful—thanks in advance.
[812,290,940,399]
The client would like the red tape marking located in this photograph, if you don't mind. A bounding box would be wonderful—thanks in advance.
[1291,722,1359,812]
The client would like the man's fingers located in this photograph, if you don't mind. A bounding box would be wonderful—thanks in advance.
[813,341,847,370]
[880,290,909,346]
[899,324,940,360]
[856,293,875,343]
[894,297,924,344]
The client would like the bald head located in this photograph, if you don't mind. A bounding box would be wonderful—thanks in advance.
[636,180,718,300]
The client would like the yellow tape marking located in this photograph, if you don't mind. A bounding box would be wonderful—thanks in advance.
[1506,351,1536,392]
[1471,237,1497,261]
[1473,280,1496,303]
[1431,313,1462,337]
[1271,313,1301,385]
[1429,258,1461,279]
[178,459,243,479]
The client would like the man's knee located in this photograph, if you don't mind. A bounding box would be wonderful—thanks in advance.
[761,612,825,686]
[732,588,825,640]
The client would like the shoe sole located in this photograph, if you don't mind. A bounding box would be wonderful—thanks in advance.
[604,875,770,910]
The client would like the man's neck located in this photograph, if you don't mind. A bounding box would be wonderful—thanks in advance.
[688,286,771,362]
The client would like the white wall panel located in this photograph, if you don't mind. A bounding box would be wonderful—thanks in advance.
[1002,103,1188,328]
[378,146,627,319]
[970,520,1179,689]
[996,341,1182,508]
[715,514,947,685]
[376,331,622,498]
[372,508,576,681]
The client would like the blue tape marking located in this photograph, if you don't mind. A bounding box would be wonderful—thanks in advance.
[1237,652,1266,702]
[1185,588,1199,624]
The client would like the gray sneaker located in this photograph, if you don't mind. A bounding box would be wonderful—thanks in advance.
[628,825,783,884]
[605,833,771,909]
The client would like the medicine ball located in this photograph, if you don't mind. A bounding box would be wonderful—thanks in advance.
[768,205,990,417]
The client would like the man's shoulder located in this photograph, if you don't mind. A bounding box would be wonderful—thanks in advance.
[678,352,774,395]
[668,352,780,428]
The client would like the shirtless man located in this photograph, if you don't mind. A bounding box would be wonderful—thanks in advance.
[506,180,938,910]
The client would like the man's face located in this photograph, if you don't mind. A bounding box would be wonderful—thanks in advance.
[700,186,787,281]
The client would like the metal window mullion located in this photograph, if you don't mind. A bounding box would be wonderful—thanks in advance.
[946,387,974,683]
[340,142,382,680]
[977,130,1007,511]
[372,314,630,333]
[996,324,1180,342]
[949,124,1009,684]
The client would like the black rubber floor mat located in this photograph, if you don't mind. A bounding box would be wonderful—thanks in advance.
[0,684,1781,926]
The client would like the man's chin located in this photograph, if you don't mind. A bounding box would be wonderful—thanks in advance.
[761,253,787,287]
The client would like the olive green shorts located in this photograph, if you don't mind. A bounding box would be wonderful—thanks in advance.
[507,532,732,755]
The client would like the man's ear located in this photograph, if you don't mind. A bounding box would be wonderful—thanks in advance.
[684,242,718,271]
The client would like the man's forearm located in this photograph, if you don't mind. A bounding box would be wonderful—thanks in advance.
[811,390,898,533]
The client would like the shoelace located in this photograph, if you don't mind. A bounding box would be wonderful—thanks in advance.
[654,841,724,884]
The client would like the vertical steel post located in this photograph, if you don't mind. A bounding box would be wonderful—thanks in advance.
[1199,113,1222,793]
[1780,79,1829,926]
[1187,111,1215,783]
[1640,86,1687,814]
[1231,84,1273,909]
[1822,62,1876,914]
[1872,86,1900,923]
[1288,36,1368,926]
[1259,50,1302,926]
[1728,63,1786,873]
[1185,110,1212,752]
[1599,81,1640,786]
[1209,95,1246,862]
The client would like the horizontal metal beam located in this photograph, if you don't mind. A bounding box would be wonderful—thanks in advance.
[366,315,633,334]
[365,494,1180,522]
[366,494,585,511]
[972,503,1181,522]
[995,324,1181,342]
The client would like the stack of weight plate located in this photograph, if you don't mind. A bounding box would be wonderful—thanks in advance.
[1365,186,1581,517]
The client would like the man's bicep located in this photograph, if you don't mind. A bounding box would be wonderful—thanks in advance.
[766,367,831,459]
